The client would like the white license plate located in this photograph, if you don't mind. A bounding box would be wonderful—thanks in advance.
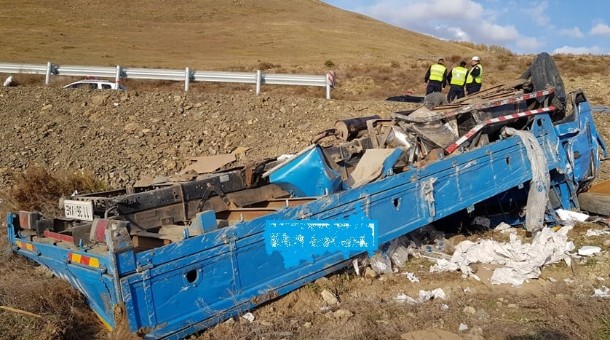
[64,199,94,221]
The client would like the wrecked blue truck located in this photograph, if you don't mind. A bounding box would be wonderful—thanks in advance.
[6,54,608,338]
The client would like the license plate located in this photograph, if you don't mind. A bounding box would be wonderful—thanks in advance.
[64,200,94,221]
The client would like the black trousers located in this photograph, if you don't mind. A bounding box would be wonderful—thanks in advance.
[466,83,482,95]
[447,85,465,102]
[425,81,443,95]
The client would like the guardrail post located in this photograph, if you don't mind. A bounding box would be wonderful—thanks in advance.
[325,71,335,100]
[255,70,262,95]
[45,62,52,86]
[115,65,121,89]
[185,67,190,92]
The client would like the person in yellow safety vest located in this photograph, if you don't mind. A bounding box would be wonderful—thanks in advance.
[446,60,467,103]
[465,56,483,95]
[424,58,447,95]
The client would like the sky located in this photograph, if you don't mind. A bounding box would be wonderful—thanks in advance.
[322,0,610,55]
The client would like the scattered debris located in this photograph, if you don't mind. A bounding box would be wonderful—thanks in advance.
[494,222,513,233]
[441,304,449,311]
[404,272,420,283]
[2,75,14,87]
[586,229,610,237]
[370,253,393,275]
[556,209,589,224]
[578,245,602,257]
[180,153,236,174]
[431,226,574,286]
[593,286,610,298]
[395,288,446,305]
[242,312,255,323]
[473,216,491,228]
[458,323,469,332]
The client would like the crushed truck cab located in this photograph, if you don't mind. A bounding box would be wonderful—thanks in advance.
[6,54,607,339]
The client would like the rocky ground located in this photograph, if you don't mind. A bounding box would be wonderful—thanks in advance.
[0,86,415,189]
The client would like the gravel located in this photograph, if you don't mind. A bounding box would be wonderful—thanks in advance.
[0,87,414,188]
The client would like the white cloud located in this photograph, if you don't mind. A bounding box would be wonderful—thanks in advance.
[559,27,584,38]
[363,0,519,47]
[552,45,606,55]
[478,21,519,42]
[516,37,543,52]
[526,1,551,27]
[590,23,610,35]
[446,26,470,41]
[366,0,483,23]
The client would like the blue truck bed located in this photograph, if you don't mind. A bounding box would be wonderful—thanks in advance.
[6,60,607,338]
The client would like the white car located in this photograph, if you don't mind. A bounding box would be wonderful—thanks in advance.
[63,79,125,91]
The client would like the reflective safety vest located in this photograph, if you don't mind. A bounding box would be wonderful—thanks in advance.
[450,66,468,86]
[429,64,446,82]
[466,64,483,84]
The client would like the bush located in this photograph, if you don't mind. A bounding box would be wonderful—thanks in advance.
[324,60,335,68]
[257,61,280,70]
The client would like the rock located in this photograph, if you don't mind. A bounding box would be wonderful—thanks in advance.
[463,306,476,315]
[507,304,518,309]
[303,321,312,328]
[333,309,353,319]
[315,277,330,287]
[364,267,378,278]
[321,289,339,305]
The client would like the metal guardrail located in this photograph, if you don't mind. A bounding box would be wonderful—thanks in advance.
[0,61,335,99]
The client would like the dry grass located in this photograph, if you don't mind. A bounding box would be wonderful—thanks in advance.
[0,167,111,339]
[0,166,109,218]
[0,0,476,69]
[0,233,101,340]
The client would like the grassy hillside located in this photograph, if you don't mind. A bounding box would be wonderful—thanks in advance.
[0,0,476,69]
[2,0,609,103]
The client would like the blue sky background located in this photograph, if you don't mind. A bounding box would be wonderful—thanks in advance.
[323,0,610,55]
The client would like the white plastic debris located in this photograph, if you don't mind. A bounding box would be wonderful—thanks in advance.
[473,216,491,228]
[394,293,419,305]
[277,154,294,162]
[495,222,513,233]
[504,128,549,232]
[556,209,589,223]
[404,272,420,283]
[242,312,255,323]
[593,286,610,298]
[441,304,449,311]
[430,226,574,286]
[370,253,393,275]
[352,259,360,276]
[388,242,411,268]
[578,245,601,256]
[419,288,446,301]
[459,323,469,332]
[586,229,610,237]
[394,288,446,305]
[3,75,13,87]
